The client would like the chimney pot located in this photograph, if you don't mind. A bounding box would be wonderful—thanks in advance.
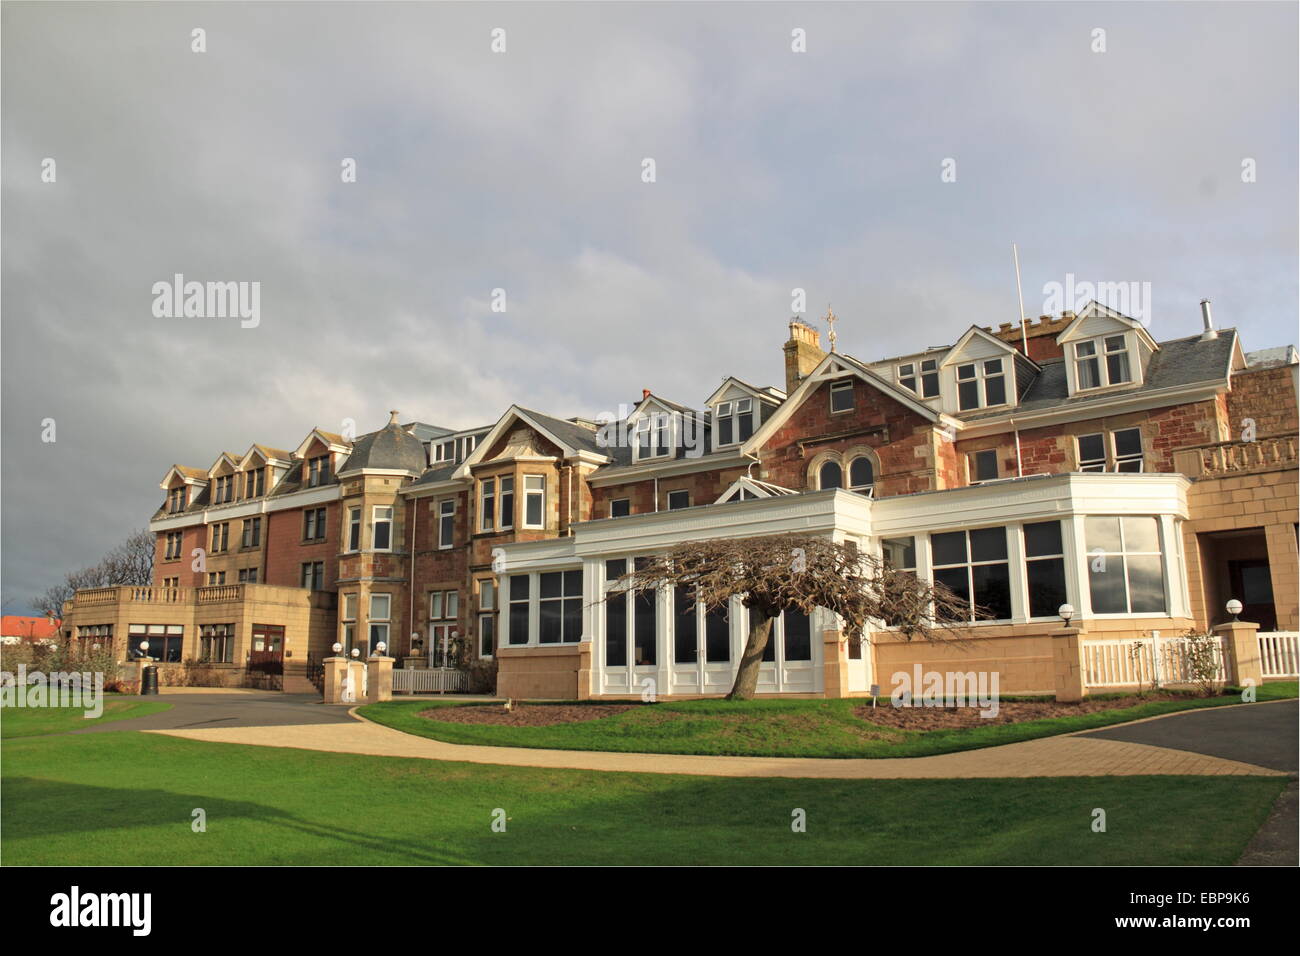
[642,389,652,400]
[388,410,400,425]
[1200,299,1218,340]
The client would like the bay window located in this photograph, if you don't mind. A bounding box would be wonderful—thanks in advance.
[1023,521,1068,618]
[931,527,1011,621]
[523,475,545,528]
[372,506,392,551]
[369,593,391,653]
[480,478,496,532]
[499,476,515,530]
[1086,516,1166,614]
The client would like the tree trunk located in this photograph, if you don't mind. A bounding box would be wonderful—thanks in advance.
[726,607,773,701]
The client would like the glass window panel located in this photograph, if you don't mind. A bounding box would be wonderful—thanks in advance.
[1085,516,1123,553]
[958,380,980,410]
[704,603,730,662]
[969,527,1007,562]
[510,574,530,600]
[1024,520,1063,557]
[509,603,530,645]
[564,570,582,596]
[1088,556,1128,614]
[931,531,968,567]
[783,610,812,661]
[1113,428,1142,458]
[1122,516,1160,553]
[674,588,697,663]
[539,598,562,643]
[818,461,842,490]
[882,536,916,571]
[1107,351,1131,384]
[1127,555,1166,613]
[563,598,583,642]
[605,594,627,666]
[984,376,1006,407]
[1077,357,1100,389]
[633,590,656,665]
[540,571,562,599]
[370,594,390,619]
[934,567,970,606]
[849,457,873,488]
[1027,558,1067,617]
[605,558,627,580]
[972,563,1012,619]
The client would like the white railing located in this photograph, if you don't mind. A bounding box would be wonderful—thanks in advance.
[391,668,468,694]
[1083,633,1229,689]
[1258,632,1299,678]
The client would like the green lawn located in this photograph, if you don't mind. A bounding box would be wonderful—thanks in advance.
[0,698,173,739]
[360,682,1299,759]
[2,730,1285,865]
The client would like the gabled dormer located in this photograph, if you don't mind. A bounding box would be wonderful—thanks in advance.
[1055,301,1158,397]
[236,444,292,500]
[205,453,241,505]
[939,326,1037,415]
[703,378,783,453]
[293,428,353,488]
[624,394,703,464]
[159,465,208,514]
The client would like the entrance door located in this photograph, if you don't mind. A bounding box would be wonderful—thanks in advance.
[758,609,818,694]
[248,625,285,690]
[1228,560,1277,631]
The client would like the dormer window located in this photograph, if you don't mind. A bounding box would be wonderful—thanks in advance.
[899,359,939,398]
[714,398,753,447]
[167,487,187,513]
[244,467,265,499]
[1075,335,1132,390]
[307,455,330,487]
[214,475,234,504]
[635,413,670,459]
[434,440,454,463]
[956,359,1007,411]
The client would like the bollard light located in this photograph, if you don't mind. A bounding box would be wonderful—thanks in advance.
[375,642,387,655]
[1226,599,1243,622]
[332,642,342,654]
[350,647,360,658]
[1058,604,1075,625]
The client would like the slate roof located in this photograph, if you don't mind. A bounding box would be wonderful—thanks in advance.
[959,331,1237,422]
[407,462,460,489]
[339,421,428,474]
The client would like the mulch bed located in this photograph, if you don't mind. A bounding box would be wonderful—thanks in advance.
[420,703,641,727]
[854,692,1199,730]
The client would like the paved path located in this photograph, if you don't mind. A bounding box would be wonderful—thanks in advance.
[148,699,1291,780]
[1081,699,1297,772]
[79,691,356,734]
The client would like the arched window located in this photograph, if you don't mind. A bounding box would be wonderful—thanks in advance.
[818,461,842,490]
[848,456,874,494]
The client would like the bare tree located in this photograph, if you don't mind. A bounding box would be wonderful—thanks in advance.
[611,532,976,701]
[32,527,155,617]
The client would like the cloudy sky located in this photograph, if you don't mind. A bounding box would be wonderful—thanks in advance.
[3,1,1296,612]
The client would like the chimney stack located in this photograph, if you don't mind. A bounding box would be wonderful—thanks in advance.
[783,319,826,396]
[389,409,400,425]
[1200,299,1218,340]
[642,388,652,401]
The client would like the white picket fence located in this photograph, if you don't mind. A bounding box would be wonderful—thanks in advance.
[1258,632,1299,678]
[391,667,469,694]
[1083,633,1229,689]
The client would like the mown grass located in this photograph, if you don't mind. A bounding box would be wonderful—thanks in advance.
[359,682,1298,759]
[2,730,1284,865]
[0,698,173,739]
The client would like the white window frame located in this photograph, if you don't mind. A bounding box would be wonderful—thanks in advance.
[898,358,939,398]
[666,489,690,510]
[438,498,455,549]
[634,412,672,461]
[372,505,393,552]
[347,507,361,553]
[956,358,1009,411]
[847,456,875,494]
[829,380,854,413]
[713,397,754,449]
[480,477,496,532]
[499,475,515,530]
[523,475,546,529]
[610,497,631,518]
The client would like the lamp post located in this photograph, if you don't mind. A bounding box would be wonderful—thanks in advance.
[1058,604,1075,626]
[1226,599,1243,622]
[332,642,342,655]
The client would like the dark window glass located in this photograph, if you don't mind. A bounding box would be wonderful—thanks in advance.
[931,531,967,566]
[540,571,562,599]
[718,416,734,446]
[605,593,627,666]
[958,380,980,410]
[674,588,697,663]
[970,527,1007,562]
[1024,520,1063,558]
[705,603,730,662]
[830,382,854,412]
[738,414,754,441]
[510,574,530,601]
[849,457,873,488]
[972,449,998,482]
[479,615,495,657]
[934,567,970,606]
[605,558,626,580]
[1078,434,1106,468]
[818,461,842,490]
[1027,557,1068,617]
[667,490,689,510]
[1114,428,1142,459]
[972,563,1012,619]
[633,590,656,665]
[611,499,630,518]
[783,609,812,661]
[984,375,1006,407]
[539,595,562,643]
[882,536,916,570]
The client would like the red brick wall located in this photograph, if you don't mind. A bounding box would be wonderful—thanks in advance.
[264,503,339,589]
[153,525,206,586]
[759,377,938,496]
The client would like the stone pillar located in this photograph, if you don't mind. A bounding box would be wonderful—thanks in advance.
[366,656,394,703]
[822,629,849,698]
[576,642,592,701]
[322,656,349,704]
[1051,627,1087,703]
[1214,620,1262,688]
[119,660,144,695]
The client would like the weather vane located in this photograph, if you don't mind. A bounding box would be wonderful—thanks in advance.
[824,305,838,352]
